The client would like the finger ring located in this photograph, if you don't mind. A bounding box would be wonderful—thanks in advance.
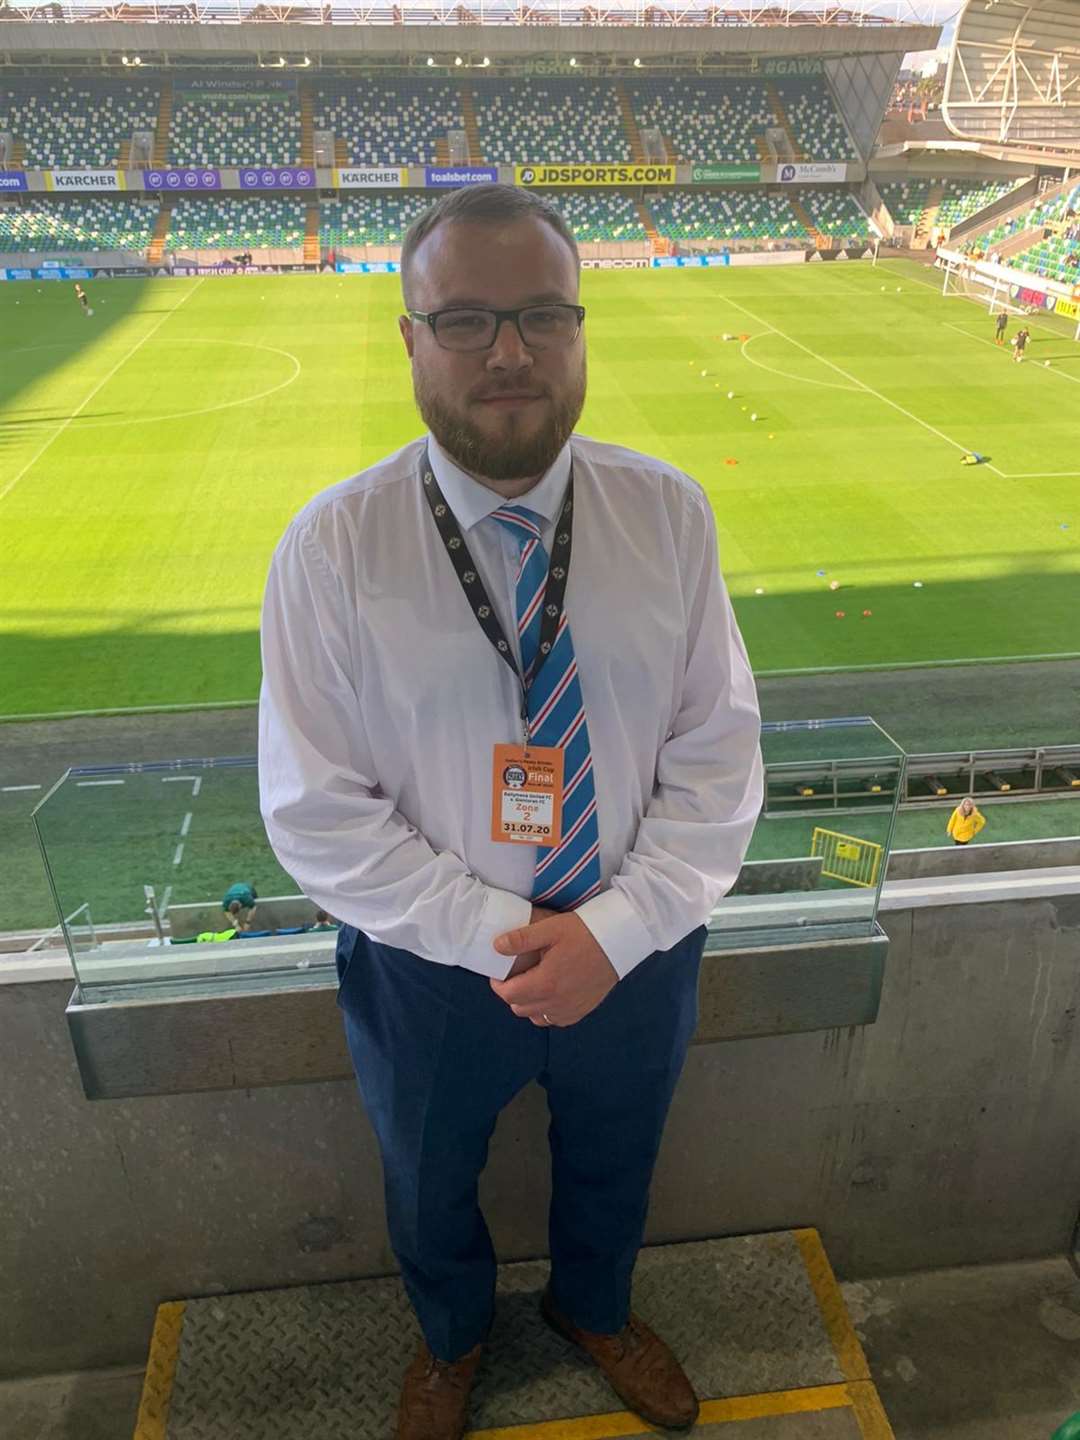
[542,1012,553,1026]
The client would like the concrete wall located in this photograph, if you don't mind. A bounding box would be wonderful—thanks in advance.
[887,837,1080,879]
[3,880,1080,1379]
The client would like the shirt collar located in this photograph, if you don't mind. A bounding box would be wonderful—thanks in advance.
[426,433,572,534]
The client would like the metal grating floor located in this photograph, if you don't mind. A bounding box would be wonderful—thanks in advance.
[134,1229,894,1439]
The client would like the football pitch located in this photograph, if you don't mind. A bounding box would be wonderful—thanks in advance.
[2,256,1080,722]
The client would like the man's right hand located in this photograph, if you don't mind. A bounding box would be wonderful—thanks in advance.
[503,906,557,977]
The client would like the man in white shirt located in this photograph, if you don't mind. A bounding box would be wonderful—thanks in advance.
[259,183,763,1439]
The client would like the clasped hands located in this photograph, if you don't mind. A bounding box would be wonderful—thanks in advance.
[490,905,619,1028]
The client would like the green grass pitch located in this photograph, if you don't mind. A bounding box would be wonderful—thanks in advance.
[2,256,1079,722]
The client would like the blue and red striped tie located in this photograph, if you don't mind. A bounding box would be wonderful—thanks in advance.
[491,504,602,911]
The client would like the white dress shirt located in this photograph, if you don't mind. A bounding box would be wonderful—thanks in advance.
[258,431,764,982]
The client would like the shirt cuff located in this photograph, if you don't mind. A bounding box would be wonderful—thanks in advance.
[573,887,658,981]
[461,887,535,979]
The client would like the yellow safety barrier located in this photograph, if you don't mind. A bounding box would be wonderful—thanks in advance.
[811,827,883,888]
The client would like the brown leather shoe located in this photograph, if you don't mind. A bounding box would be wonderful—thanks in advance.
[396,1337,485,1440]
[541,1286,699,1430]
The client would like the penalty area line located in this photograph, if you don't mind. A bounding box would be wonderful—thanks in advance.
[0,277,206,507]
[713,290,1006,477]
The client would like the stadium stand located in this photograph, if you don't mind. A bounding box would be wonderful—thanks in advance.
[0,78,160,167]
[321,190,647,247]
[936,177,1027,225]
[771,78,856,160]
[167,196,306,250]
[879,175,1028,229]
[627,78,772,163]
[648,189,807,241]
[0,197,156,254]
[877,176,934,224]
[798,187,869,238]
[1002,229,1080,282]
[961,180,1080,262]
[314,78,463,166]
[169,88,301,167]
[320,193,431,246]
[472,79,628,164]
[549,191,647,242]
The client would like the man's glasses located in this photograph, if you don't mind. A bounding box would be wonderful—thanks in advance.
[408,304,586,353]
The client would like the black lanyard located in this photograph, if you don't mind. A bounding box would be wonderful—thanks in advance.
[420,445,574,746]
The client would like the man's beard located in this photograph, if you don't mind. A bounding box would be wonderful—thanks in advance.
[413,360,586,483]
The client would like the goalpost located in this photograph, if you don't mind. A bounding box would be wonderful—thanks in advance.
[939,254,1027,316]
[937,250,1080,340]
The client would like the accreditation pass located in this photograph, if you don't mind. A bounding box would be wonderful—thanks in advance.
[491,743,565,848]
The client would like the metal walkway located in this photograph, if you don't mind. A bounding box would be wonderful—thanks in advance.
[135,1229,894,1438]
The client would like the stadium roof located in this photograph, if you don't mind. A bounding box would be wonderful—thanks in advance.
[943,0,1080,159]
[0,1,942,67]
[0,0,949,27]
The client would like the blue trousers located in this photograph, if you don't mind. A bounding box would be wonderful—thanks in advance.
[335,921,707,1363]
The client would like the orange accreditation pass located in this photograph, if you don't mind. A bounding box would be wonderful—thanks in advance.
[491,743,564,848]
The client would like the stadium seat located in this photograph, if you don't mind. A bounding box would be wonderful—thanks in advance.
[320,194,432,246]
[877,177,934,225]
[935,177,1026,226]
[472,78,627,165]
[963,180,1080,273]
[648,189,807,241]
[628,78,772,164]
[798,187,869,239]
[167,196,306,249]
[771,78,856,160]
[0,197,156,253]
[314,79,463,166]
[1004,234,1080,283]
[548,191,647,242]
[169,89,301,167]
[0,78,161,167]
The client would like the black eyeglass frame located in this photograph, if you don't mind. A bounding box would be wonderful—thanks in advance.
[407,303,587,351]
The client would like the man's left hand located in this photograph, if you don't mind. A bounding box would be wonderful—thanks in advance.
[491,912,618,1027]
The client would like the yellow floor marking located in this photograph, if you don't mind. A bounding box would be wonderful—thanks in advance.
[133,1300,185,1440]
[132,1229,896,1439]
[469,1384,856,1437]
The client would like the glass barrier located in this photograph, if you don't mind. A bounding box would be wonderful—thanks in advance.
[707,716,904,952]
[33,718,904,1004]
[31,757,335,1004]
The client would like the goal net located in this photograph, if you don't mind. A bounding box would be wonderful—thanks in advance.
[940,256,1029,316]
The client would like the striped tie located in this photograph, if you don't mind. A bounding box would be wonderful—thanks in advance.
[491,504,602,911]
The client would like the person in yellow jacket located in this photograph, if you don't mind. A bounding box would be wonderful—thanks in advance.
[947,796,986,845]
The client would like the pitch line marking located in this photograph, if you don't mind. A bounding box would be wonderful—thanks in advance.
[76,778,125,787]
[944,319,1080,388]
[3,336,302,431]
[173,842,185,868]
[739,331,861,392]
[0,278,205,506]
[756,650,1080,677]
[895,262,1080,353]
[713,290,1006,477]
[5,640,1080,726]
[180,810,192,838]
[940,320,1080,476]
[2,783,42,792]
